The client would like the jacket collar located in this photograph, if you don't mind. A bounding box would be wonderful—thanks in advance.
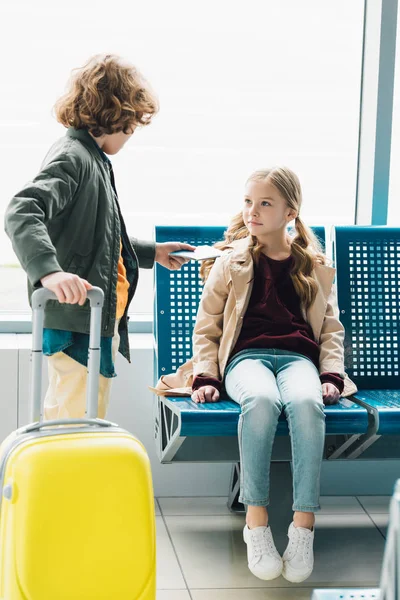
[66,128,108,166]
[225,236,253,264]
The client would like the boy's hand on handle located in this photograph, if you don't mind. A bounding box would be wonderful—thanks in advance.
[155,242,196,270]
[40,272,93,306]
[322,383,340,405]
[191,386,220,404]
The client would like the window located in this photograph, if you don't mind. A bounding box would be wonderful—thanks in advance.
[0,0,364,315]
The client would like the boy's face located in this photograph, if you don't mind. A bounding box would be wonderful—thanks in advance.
[100,125,136,155]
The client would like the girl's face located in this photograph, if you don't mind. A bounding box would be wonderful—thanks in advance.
[243,178,297,239]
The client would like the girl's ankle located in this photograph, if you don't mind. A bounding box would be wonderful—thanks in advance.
[293,516,315,530]
[246,520,269,530]
[246,505,269,529]
[246,510,269,529]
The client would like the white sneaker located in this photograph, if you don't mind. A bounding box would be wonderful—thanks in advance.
[243,524,283,580]
[282,522,314,583]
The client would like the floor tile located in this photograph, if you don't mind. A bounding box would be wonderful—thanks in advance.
[157,591,190,599]
[369,513,389,538]
[357,496,391,514]
[191,589,314,599]
[165,515,265,589]
[319,496,364,514]
[165,513,385,589]
[156,516,186,590]
[155,498,161,516]
[158,496,231,516]
[311,514,386,586]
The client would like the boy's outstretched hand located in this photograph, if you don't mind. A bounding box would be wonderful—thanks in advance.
[155,242,196,270]
[41,272,92,306]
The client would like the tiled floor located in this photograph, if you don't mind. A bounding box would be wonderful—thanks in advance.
[155,495,389,599]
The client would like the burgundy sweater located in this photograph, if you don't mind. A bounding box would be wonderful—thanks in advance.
[193,253,344,394]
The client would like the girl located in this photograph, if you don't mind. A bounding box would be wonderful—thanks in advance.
[192,168,356,582]
[154,166,357,583]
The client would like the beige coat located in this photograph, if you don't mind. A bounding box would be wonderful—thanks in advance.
[152,237,357,398]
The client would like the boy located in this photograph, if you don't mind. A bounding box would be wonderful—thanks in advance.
[5,54,194,419]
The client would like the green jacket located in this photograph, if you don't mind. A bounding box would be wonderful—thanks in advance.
[4,128,155,360]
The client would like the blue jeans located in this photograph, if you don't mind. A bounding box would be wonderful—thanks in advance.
[224,349,325,512]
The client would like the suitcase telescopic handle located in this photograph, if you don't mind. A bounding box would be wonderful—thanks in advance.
[30,287,105,424]
[22,418,117,434]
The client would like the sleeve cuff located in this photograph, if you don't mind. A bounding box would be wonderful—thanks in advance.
[320,372,345,394]
[25,252,63,287]
[192,375,222,392]
[129,237,156,269]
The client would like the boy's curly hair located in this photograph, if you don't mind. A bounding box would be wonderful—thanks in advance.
[54,54,159,136]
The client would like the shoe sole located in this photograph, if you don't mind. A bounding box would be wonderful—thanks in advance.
[243,529,283,581]
[248,564,283,581]
[282,561,313,583]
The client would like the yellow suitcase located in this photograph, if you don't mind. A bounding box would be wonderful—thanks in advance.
[0,288,156,600]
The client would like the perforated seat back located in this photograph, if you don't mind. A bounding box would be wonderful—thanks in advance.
[154,226,326,379]
[334,226,400,389]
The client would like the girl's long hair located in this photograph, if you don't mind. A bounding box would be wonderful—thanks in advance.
[200,167,326,310]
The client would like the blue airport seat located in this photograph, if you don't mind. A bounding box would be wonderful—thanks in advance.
[334,226,400,440]
[162,395,367,438]
[153,226,369,463]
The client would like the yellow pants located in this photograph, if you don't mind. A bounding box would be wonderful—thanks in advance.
[44,322,120,420]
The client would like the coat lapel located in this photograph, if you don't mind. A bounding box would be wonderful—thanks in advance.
[305,264,336,341]
[227,238,255,318]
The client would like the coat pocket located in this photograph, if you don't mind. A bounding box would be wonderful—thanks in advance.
[65,251,95,278]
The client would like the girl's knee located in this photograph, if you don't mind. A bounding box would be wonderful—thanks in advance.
[242,393,281,418]
[285,394,325,421]
[240,394,281,438]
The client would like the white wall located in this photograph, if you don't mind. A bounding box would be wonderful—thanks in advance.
[0,335,18,441]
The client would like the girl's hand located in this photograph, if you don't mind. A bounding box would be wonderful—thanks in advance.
[155,242,196,270]
[322,383,341,405]
[191,386,220,404]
